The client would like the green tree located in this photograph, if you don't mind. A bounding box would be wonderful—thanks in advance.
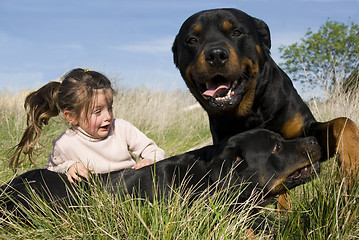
[279,19,359,96]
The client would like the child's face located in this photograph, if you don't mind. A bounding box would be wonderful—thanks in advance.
[78,88,114,139]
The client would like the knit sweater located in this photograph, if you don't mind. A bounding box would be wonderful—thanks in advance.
[46,119,165,174]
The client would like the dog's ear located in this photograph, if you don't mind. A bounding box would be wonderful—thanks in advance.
[172,37,179,67]
[208,138,244,186]
[208,158,232,183]
[208,156,247,191]
[254,18,271,52]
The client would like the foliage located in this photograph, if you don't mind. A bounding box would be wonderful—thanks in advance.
[279,19,359,96]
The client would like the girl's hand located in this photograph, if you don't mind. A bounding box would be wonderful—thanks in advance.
[133,159,154,170]
[66,162,93,183]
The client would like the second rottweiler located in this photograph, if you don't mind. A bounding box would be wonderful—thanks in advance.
[1,130,320,219]
[172,8,359,183]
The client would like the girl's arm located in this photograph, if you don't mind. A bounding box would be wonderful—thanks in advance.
[122,120,165,163]
[46,139,92,182]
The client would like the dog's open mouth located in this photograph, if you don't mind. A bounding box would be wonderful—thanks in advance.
[284,161,320,187]
[268,161,320,198]
[199,75,248,107]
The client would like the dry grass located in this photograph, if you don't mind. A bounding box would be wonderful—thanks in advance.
[309,90,359,123]
[113,87,210,156]
[0,85,358,239]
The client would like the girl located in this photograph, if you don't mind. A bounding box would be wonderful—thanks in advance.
[10,68,165,183]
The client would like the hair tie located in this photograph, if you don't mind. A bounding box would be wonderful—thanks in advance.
[84,68,90,72]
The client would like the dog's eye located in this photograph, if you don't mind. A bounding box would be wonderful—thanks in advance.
[272,143,281,153]
[188,37,198,44]
[232,30,242,38]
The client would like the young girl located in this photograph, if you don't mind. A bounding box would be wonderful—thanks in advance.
[10,68,165,183]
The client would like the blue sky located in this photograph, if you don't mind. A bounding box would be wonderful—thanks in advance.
[0,0,358,94]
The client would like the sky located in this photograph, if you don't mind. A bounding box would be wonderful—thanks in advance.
[0,0,358,95]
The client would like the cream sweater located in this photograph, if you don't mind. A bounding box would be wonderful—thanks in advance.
[46,119,165,174]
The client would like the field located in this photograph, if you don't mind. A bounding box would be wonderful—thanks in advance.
[0,86,358,239]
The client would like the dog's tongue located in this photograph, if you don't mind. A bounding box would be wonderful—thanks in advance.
[203,82,230,97]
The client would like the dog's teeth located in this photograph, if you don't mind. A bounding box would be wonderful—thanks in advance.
[216,95,228,101]
[213,90,232,101]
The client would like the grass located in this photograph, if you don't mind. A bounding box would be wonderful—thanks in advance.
[0,86,359,239]
[0,178,260,239]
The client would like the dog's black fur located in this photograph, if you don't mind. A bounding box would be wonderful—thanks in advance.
[172,8,359,180]
[1,129,320,219]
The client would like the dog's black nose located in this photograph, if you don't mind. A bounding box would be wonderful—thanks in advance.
[205,47,229,67]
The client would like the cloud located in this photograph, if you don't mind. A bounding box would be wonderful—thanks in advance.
[270,31,304,63]
[0,71,45,92]
[63,43,84,50]
[272,31,304,46]
[110,37,173,54]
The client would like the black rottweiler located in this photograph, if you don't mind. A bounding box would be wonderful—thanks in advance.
[172,8,359,184]
[1,129,320,218]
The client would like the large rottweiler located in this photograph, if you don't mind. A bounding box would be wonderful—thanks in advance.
[1,129,320,219]
[172,8,359,185]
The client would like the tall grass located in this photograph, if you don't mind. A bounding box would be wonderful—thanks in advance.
[0,86,358,239]
[112,87,211,156]
[0,176,263,239]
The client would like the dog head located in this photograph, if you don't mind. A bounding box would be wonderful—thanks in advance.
[209,129,321,199]
[172,8,271,116]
